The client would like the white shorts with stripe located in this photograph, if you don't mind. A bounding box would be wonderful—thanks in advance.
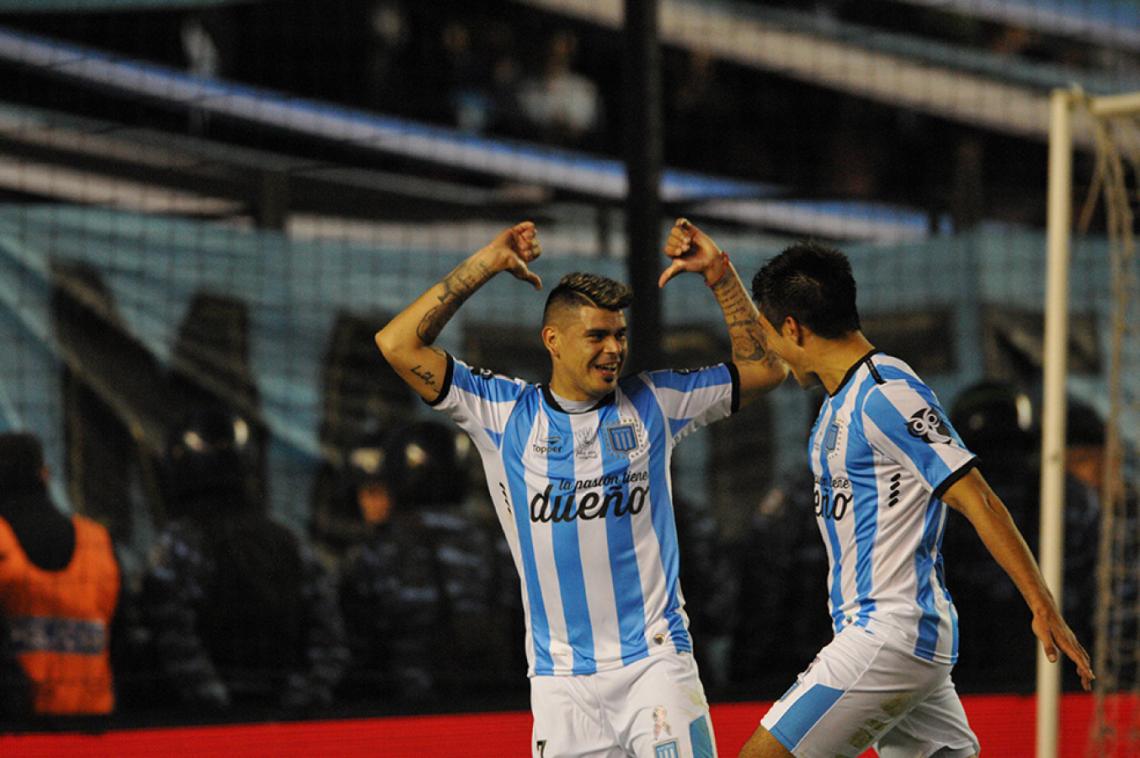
[531,652,717,758]
[759,626,979,758]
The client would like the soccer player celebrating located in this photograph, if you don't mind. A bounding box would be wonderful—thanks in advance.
[376,220,786,757]
[683,228,1093,758]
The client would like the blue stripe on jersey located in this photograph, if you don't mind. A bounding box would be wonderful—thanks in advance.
[821,376,859,632]
[913,496,945,660]
[501,391,554,675]
[668,417,692,439]
[848,375,879,628]
[944,557,960,662]
[485,428,503,449]
[770,683,844,752]
[542,405,596,674]
[861,391,950,659]
[626,375,691,652]
[452,363,521,403]
[648,365,727,392]
[598,400,650,665]
[936,539,959,663]
[689,715,715,758]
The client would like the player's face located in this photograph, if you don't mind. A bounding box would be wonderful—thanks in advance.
[549,306,627,401]
[758,312,816,388]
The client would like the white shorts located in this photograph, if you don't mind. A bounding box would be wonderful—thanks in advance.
[759,627,979,758]
[531,652,718,758]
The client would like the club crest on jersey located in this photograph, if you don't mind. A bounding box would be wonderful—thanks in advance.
[824,420,845,459]
[824,422,839,450]
[907,407,952,444]
[604,421,643,457]
[654,740,680,758]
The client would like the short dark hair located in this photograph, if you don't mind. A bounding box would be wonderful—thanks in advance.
[542,272,633,326]
[0,432,46,493]
[751,241,861,339]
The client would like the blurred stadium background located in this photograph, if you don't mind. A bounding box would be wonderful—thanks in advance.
[0,0,1137,756]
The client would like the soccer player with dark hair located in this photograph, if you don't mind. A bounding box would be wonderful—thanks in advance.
[688,230,1094,758]
[376,220,786,757]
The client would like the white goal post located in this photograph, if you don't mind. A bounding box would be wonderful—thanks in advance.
[1041,87,1140,758]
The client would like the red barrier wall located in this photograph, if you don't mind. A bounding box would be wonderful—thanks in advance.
[0,693,1123,757]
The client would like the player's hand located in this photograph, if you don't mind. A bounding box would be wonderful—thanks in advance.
[1031,606,1095,691]
[659,218,727,288]
[479,221,543,290]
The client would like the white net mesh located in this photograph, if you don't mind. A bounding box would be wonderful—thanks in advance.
[1081,94,1140,758]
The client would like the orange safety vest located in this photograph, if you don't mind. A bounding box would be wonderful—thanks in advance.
[0,514,120,715]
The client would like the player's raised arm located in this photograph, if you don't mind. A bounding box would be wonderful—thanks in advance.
[942,467,1095,691]
[375,221,542,402]
[659,218,787,408]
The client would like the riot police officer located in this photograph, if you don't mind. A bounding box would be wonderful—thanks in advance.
[310,429,394,573]
[142,404,347,716]
[338,420,523,707]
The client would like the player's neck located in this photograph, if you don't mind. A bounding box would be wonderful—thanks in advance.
[548,371,607,405]
[812,331,875,395]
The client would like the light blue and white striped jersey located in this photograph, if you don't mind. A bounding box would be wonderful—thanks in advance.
[429,354,739,677]
[809,351,976,664]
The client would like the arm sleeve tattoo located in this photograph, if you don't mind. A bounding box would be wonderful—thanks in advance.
[711,273,771,364]
[415,259,492,345]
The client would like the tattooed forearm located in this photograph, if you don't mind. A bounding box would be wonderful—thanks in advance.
[712,274,769,363]
[415,259,492,344]
[729,322,769,362]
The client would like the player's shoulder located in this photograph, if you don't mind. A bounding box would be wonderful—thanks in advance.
[451,357,531,394]
[861,354,932,401]
[640,363,729,391]
[453,356,519,382]
[617,369,652,393]
[857,354,942,421]
[859,356,957,444]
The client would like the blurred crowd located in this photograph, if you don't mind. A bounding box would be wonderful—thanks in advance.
[7,0,1118,227]
[0,379,1133,729]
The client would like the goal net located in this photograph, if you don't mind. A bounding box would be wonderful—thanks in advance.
[1065,90,1140,758]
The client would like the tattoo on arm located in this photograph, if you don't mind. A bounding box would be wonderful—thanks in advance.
[712,275,769,363]
[410,364,437,389]
[415,259,492,344]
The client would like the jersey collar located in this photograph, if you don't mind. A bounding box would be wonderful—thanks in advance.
[541,384,615,414]
[830,349,883,397]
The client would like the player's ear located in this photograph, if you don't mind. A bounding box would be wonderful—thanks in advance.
[541,324,560,359]
[782,315,802,342]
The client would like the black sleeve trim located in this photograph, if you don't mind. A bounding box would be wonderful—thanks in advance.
[726,361,742,414]
[932,457,979,501]
[424,353,455,407]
